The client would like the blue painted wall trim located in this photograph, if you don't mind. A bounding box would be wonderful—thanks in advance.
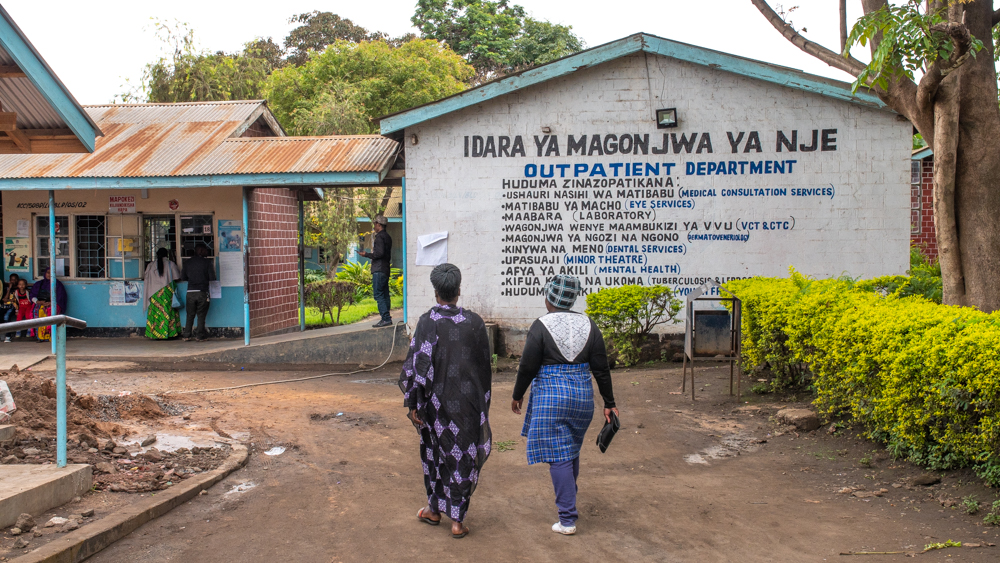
[0,5,100,151]
[912,147,933,160]
[356,217,403,223]
[43,282,244,329]
[380,32,886,134]
[0,171,384,191]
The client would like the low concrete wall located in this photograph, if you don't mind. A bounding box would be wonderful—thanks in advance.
[186,323,498,366]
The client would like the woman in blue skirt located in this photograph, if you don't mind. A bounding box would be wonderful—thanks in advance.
[511,275,618,535]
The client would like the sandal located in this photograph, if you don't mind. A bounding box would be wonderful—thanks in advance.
[417,507,440,526]
[452,524,469,539]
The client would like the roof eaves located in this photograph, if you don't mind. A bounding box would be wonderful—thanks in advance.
[0,4,103,150]
[912,147,932,160]
[380,32,887,135]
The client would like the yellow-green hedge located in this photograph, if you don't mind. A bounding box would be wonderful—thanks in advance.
[725,270,1000,485]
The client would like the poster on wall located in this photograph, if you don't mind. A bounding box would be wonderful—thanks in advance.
[219,252,243,287]
[15,220,28,237]
[109,281,140,306]
[4,238,29,272]
[218,220,242,252]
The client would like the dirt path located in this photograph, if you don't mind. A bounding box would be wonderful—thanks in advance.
[43,362,1000,562]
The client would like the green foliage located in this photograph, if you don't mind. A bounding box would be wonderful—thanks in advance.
[301,295,402,327]
[846,1,983,94]
[508,18,584,67]
[266,38,473,135]
[495,439,516,452]
[854,246,942,304]
[305,280,356,324]
[585,285,682,367]
[336,260,373,299]
[985,501,1000,526]
[305,187,357,275]
[412,0,583,78]
[121,20,278,103]
[963,495,980,515]
[335,260,402,300]
[726,269,1000,486]
[284,11,387,66]
[923,540,961,552]
[304,269,328,284]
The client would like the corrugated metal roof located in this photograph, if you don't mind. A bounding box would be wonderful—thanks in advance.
[187,136,398,175]
[0,5,101,137]
[0,101,399,179]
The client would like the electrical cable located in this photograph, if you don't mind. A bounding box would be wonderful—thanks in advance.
[163,321,403,395]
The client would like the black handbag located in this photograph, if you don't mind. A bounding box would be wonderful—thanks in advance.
[596,410,620,453]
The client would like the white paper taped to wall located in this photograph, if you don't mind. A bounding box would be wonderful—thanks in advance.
[416,231,448,266]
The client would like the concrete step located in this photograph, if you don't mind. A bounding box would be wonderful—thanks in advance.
[0,464,92,528]
[0,425,14,442]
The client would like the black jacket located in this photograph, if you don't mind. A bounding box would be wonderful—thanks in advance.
[513,312,615,408]
[368,230,392,275]
[181,255,216,292]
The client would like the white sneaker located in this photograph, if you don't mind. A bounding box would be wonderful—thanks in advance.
[3,337,9,343]
[552,522,576,535]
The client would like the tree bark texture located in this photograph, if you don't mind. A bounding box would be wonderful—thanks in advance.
[751,0,1000,311]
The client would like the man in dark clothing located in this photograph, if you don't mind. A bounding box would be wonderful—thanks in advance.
[181,244,216,341]
[360,215,393,327]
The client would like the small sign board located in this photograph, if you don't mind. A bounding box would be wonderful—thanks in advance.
[109,196,135,214]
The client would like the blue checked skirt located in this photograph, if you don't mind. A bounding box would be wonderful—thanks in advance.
[521,363,595,465]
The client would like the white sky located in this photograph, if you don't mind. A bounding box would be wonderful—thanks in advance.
[5,0,870,105]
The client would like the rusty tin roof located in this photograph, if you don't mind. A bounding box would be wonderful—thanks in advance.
[0,101,398,180]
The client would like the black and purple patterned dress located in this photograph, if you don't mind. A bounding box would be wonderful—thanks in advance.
[399,304,493,523]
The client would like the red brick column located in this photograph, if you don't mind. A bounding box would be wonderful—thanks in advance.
[910,158,938,260]
[248,188,300,337]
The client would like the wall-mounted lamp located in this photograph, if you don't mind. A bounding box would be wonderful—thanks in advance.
[656,108,678,129]
[541,126,551,134]
[410,134,419,145]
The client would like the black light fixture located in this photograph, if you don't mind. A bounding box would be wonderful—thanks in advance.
[656,108,678,128]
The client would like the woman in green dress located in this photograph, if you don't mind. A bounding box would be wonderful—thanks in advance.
[143,248,181,339]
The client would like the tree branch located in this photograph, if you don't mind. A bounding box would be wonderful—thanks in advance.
[916,21,973,115]
[749,0,868,76]
[992,9,1000,27]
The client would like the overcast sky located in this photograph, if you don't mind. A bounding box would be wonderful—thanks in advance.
[6,0,869,105]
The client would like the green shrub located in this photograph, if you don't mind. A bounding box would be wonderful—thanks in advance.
[336,261,403,300]
[725,270,1000,485]
[585,285,682,367]
[854,246,942,303]
[305,280,356,324]
[304,269,328,284]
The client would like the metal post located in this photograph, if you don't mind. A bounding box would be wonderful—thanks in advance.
[401,177,407,326]
[48,190,56,355]
[55,322,67,467]
[242,187,250,346]
[298,192,305,332]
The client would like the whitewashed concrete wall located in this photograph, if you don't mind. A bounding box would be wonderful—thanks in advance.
[403,52,911,346]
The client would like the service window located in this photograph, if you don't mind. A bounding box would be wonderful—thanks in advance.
[106,214,142,279]
[75,215,107,278]
[36,215,70,277]
[180,215,215,264]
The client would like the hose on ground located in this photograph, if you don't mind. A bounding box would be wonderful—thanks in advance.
[163,321,404,395]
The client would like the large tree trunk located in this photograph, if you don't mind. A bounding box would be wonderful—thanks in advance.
[932,75,965,305]
[752,0,1000,312]
[952,2,1000,311]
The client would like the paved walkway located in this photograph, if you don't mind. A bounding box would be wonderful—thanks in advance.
[0,308,402,367]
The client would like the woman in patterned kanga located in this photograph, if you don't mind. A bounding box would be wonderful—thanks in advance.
[512,274,617,535]
[398,264,492,538]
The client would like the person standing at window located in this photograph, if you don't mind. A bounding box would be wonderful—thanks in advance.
[181,244,215,342]
[143,248,182,340]
[359,215,393,328]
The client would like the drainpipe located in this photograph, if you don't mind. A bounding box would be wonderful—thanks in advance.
[401,177,407,326]
[48,190,56,355]
[242,187,250,346]
[298,191,306,332]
